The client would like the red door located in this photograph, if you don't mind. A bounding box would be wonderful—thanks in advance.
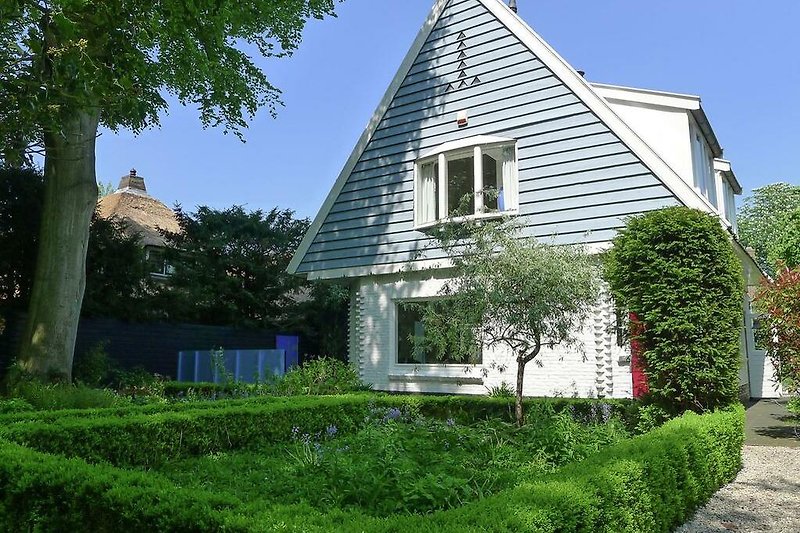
[629,313,649,398]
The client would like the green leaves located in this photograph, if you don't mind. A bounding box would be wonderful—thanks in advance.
[754,267,800,396]
[738,183,800,276]
[604,207,744,415]
[0,397,743,531]
[768,208,800,270]
[417,218,601,367]
[156,205,309,329]
[0,0,341,152]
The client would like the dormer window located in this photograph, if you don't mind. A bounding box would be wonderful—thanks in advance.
[414,136,519,228]
[690,121,717,207]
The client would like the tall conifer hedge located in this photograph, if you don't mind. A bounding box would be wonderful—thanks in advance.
[604,207,744,414]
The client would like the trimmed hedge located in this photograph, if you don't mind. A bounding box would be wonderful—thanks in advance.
[0,401,744,532]
[604,207,745,414]
[0,395,637,467]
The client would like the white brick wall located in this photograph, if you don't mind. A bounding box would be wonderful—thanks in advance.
[348,270,634,399]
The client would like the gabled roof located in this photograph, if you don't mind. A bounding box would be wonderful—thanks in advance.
[288,0,729,277]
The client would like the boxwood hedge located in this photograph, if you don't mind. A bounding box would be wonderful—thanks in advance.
[0,397,743,532]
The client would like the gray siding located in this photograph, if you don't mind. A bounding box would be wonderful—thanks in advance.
[296,0,680,274]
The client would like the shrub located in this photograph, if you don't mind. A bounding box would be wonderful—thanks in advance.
[0,401,743,532]
[0,395,637,468]
[487,382,515,398]
[276,357,366,396]
[73,341,113,386]
[11,382,127,411]
[789,397,799,416]
[754,267,800,397]
[604,207,744,415]
[0,398,34,415]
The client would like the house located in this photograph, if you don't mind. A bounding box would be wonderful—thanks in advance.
[288,0,776,399]
[97,169,181,279]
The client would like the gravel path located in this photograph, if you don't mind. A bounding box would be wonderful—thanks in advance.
[675,446,800,532]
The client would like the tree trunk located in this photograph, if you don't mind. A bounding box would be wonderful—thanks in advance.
[515,357,526,427]
[17,110,100,382]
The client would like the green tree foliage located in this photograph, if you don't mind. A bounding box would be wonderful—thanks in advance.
[755,268,800,398]
[81,215,153,320]
[414,219,601,425]
[158,205,307,328]
[1,174,347,358]
[0,166,148,318]
[156,206,348,356]
[604,207,744,415]
[738,182,800,275]
[0,167,44,310]
[0,0,340,381]
[769,208,800,270]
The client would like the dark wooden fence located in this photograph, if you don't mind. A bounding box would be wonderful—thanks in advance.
[0,311,283,379]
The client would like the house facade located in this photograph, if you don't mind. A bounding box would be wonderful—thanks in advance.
[289,0,777,399]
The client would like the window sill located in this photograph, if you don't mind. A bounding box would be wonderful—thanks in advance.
[388,374,484,385]
[414,210,518,232]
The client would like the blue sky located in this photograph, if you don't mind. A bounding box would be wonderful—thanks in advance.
[96,0,800,219]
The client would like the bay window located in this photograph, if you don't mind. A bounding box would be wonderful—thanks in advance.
[414,136,519,227]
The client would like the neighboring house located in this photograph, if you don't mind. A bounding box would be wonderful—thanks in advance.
[288,0,776,399]
[97,169,181,279]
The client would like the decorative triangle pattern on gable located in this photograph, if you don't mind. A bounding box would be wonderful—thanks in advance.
[289,0,688,277]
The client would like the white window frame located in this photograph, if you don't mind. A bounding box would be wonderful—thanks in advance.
[413,135,519,229]
[690,118,718,208]
[394,299,484,366]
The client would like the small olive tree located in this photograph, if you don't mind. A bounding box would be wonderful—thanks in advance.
[415,219,601,426]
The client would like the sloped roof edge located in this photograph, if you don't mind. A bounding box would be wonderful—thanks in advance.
[287,0,450,275]
[288,0,726,277]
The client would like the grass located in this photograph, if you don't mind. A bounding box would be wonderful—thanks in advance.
[150,403,630,517]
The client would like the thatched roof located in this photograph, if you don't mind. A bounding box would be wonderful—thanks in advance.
[96,170,181,247]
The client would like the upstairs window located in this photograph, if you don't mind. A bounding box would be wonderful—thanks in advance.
[691,124,717,207]
[414,136,519,227]
[722,180,737,232]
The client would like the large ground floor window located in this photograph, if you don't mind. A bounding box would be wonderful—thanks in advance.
[396,302,482,365]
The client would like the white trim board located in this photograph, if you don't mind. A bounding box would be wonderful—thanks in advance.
[289,0,728,277]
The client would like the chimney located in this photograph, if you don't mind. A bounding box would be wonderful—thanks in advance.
[509,0,518,13]
[118,168,147,193]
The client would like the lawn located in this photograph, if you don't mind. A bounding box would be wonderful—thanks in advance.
[152,402,630,516]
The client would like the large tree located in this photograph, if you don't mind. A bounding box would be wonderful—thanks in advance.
[769,208,800,271]
[156,205,349,357]
[738,182,800,276]
[157,205,309,329]
[412,219,601,426]
[0,0,339,381]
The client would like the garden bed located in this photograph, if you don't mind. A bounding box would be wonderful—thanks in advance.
[0,395,744,532]
[153,402,628,516]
